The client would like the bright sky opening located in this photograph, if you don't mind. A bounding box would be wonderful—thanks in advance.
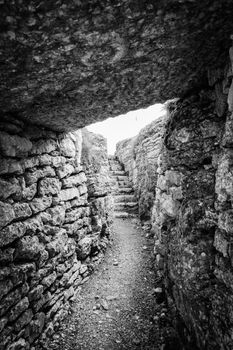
[87,104,165,155]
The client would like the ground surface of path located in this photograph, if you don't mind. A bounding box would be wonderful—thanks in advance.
[48,218,176,350]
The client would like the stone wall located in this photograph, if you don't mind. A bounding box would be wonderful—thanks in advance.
[115,137,135,183]
[81,128,114,244]
[152,45,233,348]
[0,118,112,349]
[116,117,166,220]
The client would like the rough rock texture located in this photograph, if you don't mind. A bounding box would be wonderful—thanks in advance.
[115,137,136,177]
[116,116,166,220]
[108,156,138,219]
[0,119,112,349]
[152,47,233,349]
[81,128,114,247]
[0,1,233,131]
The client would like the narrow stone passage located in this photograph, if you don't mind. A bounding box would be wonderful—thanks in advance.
[48,218,176,350]
[109,156,138,219]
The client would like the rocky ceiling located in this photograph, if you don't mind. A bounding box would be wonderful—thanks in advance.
[0,0,233,131]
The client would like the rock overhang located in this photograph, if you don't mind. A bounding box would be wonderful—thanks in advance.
[0,0,233,131]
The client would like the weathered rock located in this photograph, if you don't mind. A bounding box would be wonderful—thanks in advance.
[38,177,61,196]
[0,279,14,300]
[0,201,15,229]
[30,197,52,214]
[56,163,75,179]
[116,116,166,219]
[0,158,23,175]
[46,231,69,258]
[24,215,43,234]
[59,136,76,158]
[45,206,66,226]
[0,283,29,317]
[15,236,44,262]
[65,208,82,224]
[76,237,93,260]
[62,172,87,188]
[42,272,57,288]
[28,285,44,302]
[9,297,29,322]
[25,311,46,343]
[22,156,40,169]
[0,132,32,157]
[1,1,233,131]
[58,188,80,202]
[25,167,56,185]
[0,178,21,200]
[14,309,33,332]
[0,116,112,347]
[7,339,27,350]
[31,139,57,155]
[21,183,37,201]
[13,203,32,220]
[151,91,232,349]
[0,247,15,265]
[0,222,26,247]
[0,317,7,332]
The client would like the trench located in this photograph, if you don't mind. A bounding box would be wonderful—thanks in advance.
[47,218,179,350]
[0,3,233,347]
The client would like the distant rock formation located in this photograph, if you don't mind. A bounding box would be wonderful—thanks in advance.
[116,116,166,220]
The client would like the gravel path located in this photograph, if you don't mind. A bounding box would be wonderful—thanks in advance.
[48,218,179,350]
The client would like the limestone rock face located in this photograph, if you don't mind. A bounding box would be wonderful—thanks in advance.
[81,128,114,242]
[116,116,166,219]
[0,1,233,131]
[81,128,112,197]
[151,56,233,348]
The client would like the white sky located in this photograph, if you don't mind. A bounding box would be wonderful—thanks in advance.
[87,104,165,155]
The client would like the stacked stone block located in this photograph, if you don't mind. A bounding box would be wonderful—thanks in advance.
[0,119,112,349]
[115,117,165,220]
[108,157,138,218]
[152,44,233,349]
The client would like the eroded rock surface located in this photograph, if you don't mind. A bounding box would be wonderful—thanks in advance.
[0,119,113,349]
[81,128,114,247]
[152,51,233,348]
[0,1,233,130]
[116,116,166,220]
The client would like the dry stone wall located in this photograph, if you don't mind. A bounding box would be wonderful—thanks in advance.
[81,128,114,248]
[0,118,112,349]
[115,42,233,349]
[116,117,166,220]
[152,45,233,349]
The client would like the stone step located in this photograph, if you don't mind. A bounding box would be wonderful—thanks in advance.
[114,211,137,218]
[115,201,138,207]
[114,202,138,212]
[114,194,137,203]
[114,187,134,194]
[118,181,131,188]
[115,175,129,181]
[110,170,125,176]
[109,164,123,171]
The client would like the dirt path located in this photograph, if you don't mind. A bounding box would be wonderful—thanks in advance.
[48,218,177,350]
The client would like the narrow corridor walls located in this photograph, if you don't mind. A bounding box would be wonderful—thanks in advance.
[0,119,112,349]
[152,47,233,349]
